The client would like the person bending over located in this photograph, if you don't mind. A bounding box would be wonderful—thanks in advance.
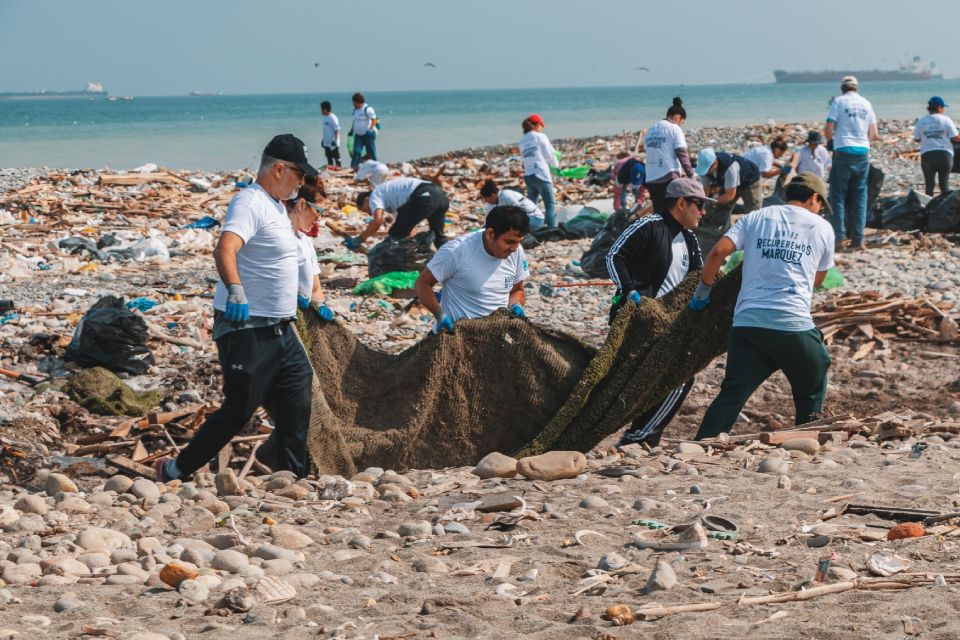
[345,177,450,251]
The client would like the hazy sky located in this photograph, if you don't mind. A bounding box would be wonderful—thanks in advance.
[2,0,957,96]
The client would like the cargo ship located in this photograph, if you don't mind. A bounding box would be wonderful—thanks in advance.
[774,57,942,83]
[0,81,106,100]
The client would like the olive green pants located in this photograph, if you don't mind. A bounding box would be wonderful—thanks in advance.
[696,326,830,439]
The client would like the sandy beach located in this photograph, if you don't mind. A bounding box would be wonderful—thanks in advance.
[1,120,960,639]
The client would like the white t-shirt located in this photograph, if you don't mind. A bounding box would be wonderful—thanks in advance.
[352,104,377,136]
[657,233,690,298]
[295,232,320,299]
[725,205,835,330]
[913,113,959,155]
[426,231,530,322]
[518,131,558,182]
[827,92,877,151]
[487,189,545,226]
[742,145,774,173]
[356,160,390,185]
[368,177,428,212]
[644,119,688,182]
[213,183,298,318]
[796,145,832,177]
[321,113,340,148]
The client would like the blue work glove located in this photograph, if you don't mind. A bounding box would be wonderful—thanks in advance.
[688,282,713,311]
[225,284,250,323]
[344,236,363,251]
[297,294,311,310]
[627,290,642,304]
[781,165,792,176]
[316,303,335,322]
[509,303,526,319]
[434,311,455,334]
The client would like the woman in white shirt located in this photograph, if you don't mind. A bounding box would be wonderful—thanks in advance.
[795,131,832,178]
[913,96,960,196]
[643,97,695,213]
[518,114,559,228]
[285,176,334,322]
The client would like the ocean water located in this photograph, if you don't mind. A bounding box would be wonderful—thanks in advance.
[1,81,959,171]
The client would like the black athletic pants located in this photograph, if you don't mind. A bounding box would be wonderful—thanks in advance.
[323,145,341,168]
[609,301,692,446]
[646,179,672,214]
[175,323,313,478]
[921,150,952,196]
[389,183,449,248]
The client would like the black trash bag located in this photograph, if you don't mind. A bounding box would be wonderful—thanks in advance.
[952,142,960,173]
[867,164,884,212]
[58,237,99,256]
[65,296,154,374]
[881,189,930,231]
[367,231,436,278]
[586,168,611,186]
[927,190,960,233]
[580,209,633,278]
[564,214,608,238]
[530,225,582,244]
[869,195,901,229]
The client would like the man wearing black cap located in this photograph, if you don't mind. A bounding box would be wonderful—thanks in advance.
[154,134,319,482]
[689,172,835,440]
[796,131,831,178]
[605,177,713,446]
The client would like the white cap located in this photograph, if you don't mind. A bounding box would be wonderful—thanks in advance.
[841,75,858,88]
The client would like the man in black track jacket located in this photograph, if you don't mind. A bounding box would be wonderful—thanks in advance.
[605,177,714,446]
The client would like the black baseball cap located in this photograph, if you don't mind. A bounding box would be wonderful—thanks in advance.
[263,134,319,177]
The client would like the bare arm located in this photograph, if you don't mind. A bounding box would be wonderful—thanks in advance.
[823,121,835,142]
[357,208,385,242]
[214,231,245,286]
[814,269,829,289]
[868,122,880,142]
[701,237,737,285]
[370,118,379,130]
[715,186,738,206]
[952,134,960,143]
[414,268,442,316]
[508,282,525,307]
[310,275,324,303]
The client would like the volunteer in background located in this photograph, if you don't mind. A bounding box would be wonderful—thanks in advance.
[349,92,379,168]
[605,177,711,446]
[643,97,695,212]
[743,137,791,179]
[913,96,960,196]
[155,134,319,482]
[695,147,762,254]
[690,172,835,440]
[347,177,450,250]
[286,175,335,322]
[320,101,341,168]
[518,114,559,228]
[414,205,530,333]
[796,131,832,178]
[824,75,879,251]
[479,178,545,230]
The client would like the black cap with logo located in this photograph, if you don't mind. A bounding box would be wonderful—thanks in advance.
[263,134,319,177]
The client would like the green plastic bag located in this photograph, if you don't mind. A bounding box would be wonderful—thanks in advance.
[816,266,844,290]
[721,250,744,274]
[550,165,591,180]
[352,271,420,296]
[347,135,354,157]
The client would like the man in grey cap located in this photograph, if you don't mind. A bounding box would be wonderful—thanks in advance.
[154,134,319,482]
[689,172,835,439]
[605,177,714,446]
[823,75,878,250]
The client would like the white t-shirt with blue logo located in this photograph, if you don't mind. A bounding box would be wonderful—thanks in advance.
[644,119,688,182]
[913,113,959,156]
[826,92,877,153]
[426,231,530,322]
[743,145,774,173]
[518,131,558,182]
[725,205,835,331]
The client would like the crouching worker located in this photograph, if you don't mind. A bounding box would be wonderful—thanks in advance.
[479,178,545,230]
[155,134,319,482]
[345,178,449,251]
[414,205,530,334]
[286,175,335,322]
[606,178,712,447]
[690,172,835,439]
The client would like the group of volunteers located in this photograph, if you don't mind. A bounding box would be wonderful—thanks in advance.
[154,78,959,482]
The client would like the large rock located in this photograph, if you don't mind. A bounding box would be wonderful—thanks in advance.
[781,438,820,455]
[14,494,48,515]
[516,451,587,481]
[77,527,131,552]
[45,473,78,496]
[645,559,677,592]
[471,452,518,479]
[269,525,313,549]
[130,478,160,501]
[215,469,242,497]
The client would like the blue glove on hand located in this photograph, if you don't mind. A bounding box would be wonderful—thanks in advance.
[316,303,334,322]
[434,311,455,334]
[297,294,311,310]
[688,282,713,311]
[509,303,526,319]
[344,236,363,251]
[627,290,642,304]
[781,165,792,176]
[225,284,250,323]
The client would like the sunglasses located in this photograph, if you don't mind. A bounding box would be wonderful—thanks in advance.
[280,162,304,178]
[689,198,706,211]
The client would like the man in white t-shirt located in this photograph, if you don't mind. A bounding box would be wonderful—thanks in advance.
[689,172,835,439]
[479,179,545,230]
[913,96,960,196]
[320,101,341,168]
[356,160,390,186]
[824,76,879,251]
[742,138,790,179]
[349,92,378,169]
[346,177,450,251]
[155,134,319,483]
[414,205,531,333]
[796,131,832,178]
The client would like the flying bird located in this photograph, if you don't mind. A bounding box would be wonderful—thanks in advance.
[314,63,319,68]
[633,66,650,71]
[424,62,437,68]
